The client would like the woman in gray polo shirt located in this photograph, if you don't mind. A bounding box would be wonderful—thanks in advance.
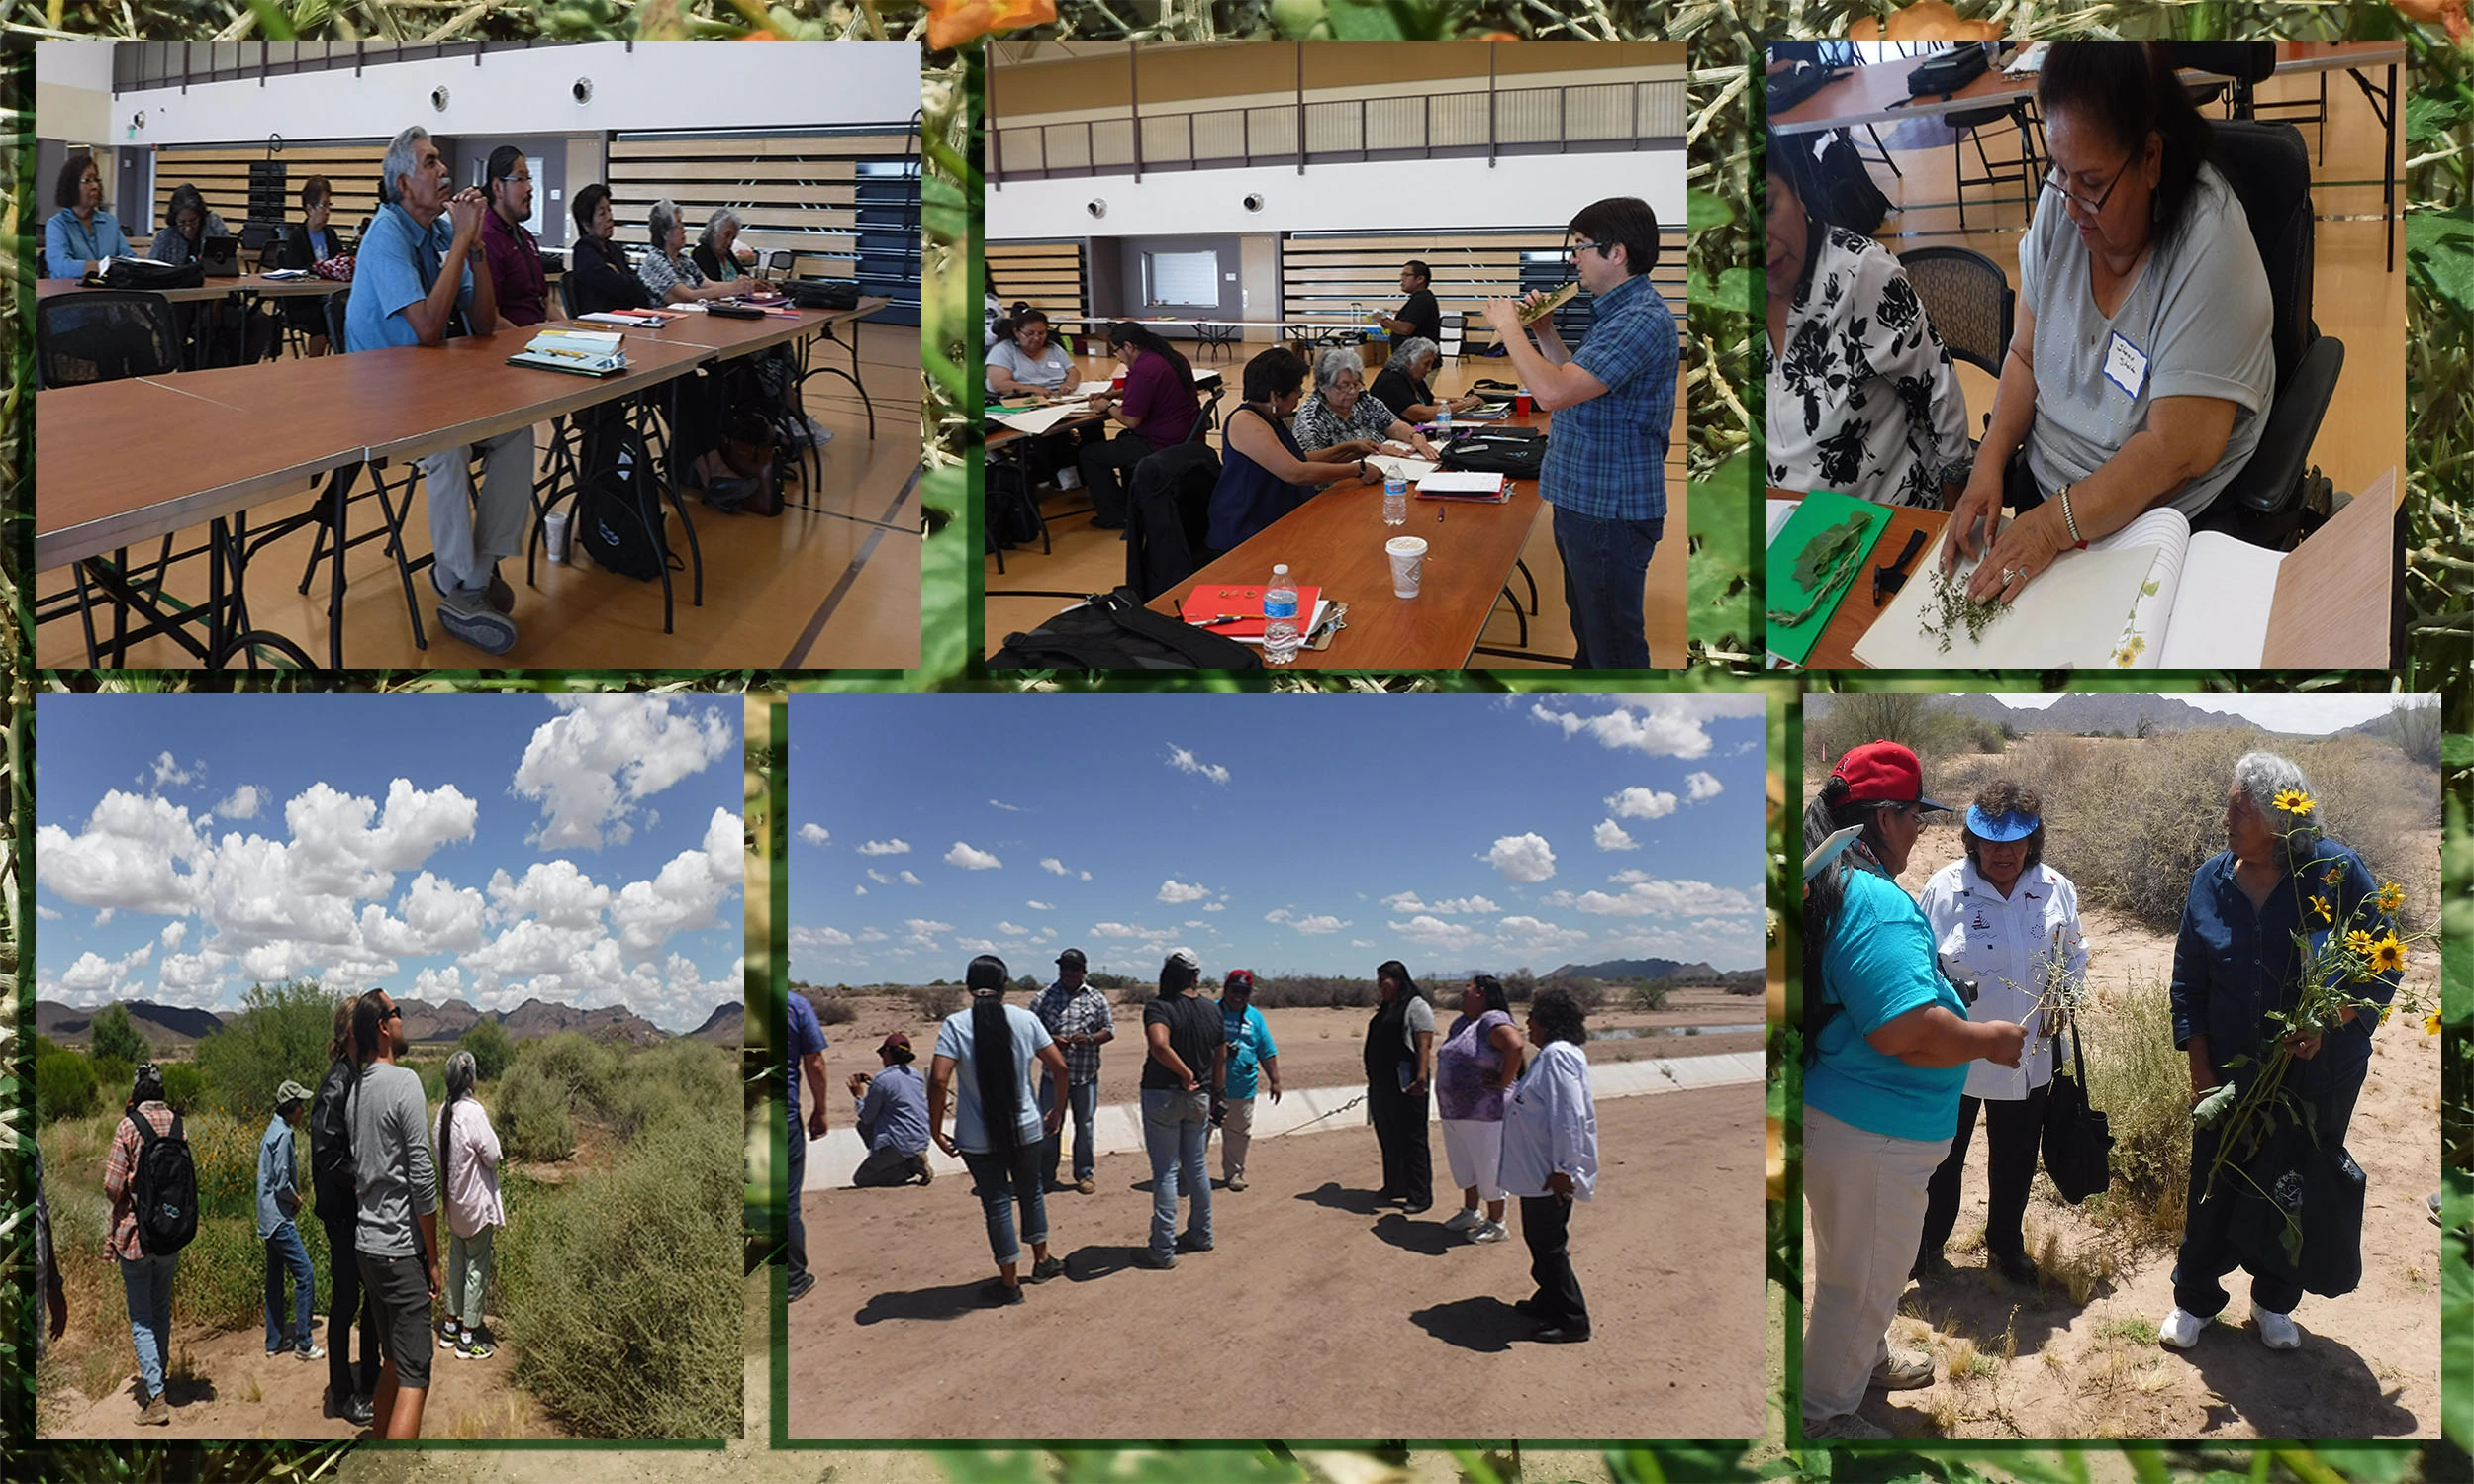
[1943,42,2274,605]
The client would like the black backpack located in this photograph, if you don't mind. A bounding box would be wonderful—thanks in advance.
[785,277,861,311]
[1439,427,1548,480]
[991,588,1266,671]
[575,414,675,583]
[1907,45,1990,98]
[1814,132,1893,235]
[987,457,1044,550]
[129,1111,199,1256]
[88,258,204,292]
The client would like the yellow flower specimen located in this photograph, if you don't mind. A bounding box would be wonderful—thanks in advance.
[2345,929,2376,958]
[2273,788,2315,816]
[2370,936,2408,974]
[2429,1009,2444,1036]
[2309,894,2332,923]
[2376,881,2405,914]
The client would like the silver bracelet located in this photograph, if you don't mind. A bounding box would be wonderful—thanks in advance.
[2059,485,2082,544]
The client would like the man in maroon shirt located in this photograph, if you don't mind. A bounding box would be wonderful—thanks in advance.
[478,145,547,328]
[1077,322,1202,527]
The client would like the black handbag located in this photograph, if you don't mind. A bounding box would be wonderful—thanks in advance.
[2225,1122,2366,1299]
[2041,1011,2114,1205]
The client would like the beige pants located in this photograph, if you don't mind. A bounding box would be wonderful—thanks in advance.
[1219,1096,1256,1182]
[1801,1104,1951,1424]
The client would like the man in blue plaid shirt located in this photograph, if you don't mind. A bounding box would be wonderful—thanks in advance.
[1032,948,1115,1194]
[1482,196,1677,670]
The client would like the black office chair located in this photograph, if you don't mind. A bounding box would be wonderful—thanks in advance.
[1896,247,2013,381]
[1123,442,1222,603]
[1948,98,2042,232]
[2202,119,2343,549]
[282,288,435,650]
[2164,42,2277,119]
[1185,385,1227,445]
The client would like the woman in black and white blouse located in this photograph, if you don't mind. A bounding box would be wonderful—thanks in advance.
[1765,144,1971,509]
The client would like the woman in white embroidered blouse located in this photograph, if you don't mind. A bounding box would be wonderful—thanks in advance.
[1766,144,1971,509]
[1912,780,2088,1288]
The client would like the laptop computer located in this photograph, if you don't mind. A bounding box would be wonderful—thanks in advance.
[200,234,241,278]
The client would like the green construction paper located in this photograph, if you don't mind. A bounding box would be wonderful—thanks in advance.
[1764,489,1893,666]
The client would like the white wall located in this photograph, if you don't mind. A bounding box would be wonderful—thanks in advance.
[51,41,919,145]
[34,42,114,143]
[988,148,1686,243]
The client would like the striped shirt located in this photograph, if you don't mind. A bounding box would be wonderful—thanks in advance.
[1030,982,1114,1085]
[103,1102,178,1261]
[1539,271,1676,521]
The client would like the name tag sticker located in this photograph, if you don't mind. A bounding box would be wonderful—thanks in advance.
[2103,331,2149,399]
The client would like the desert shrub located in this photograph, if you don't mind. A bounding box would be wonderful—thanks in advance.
[1540,975,1603,1013]
[1807,693,1972,767]
[526,1031,623,1107]
[168,1211,331,1332]
[158,1063,206,1115]
[1966,718,2007,754]
[496,1105,738,1438]
[91,1055,134,1107]
[410,1056,448,1108]
[88,1004,151,1067]
[1243,974,1376,1010]
[193,980,341,1127]
[909,984,964,1020]
[458,1019,516,1083]
[809,991,857,1026]
[498,1061,578,1162]
[602,1040,734,1143]
[182,1111,266,1224]
[1629,980,1672,1012]
[2074,975,2192,1242]
[37,1045,99,1125]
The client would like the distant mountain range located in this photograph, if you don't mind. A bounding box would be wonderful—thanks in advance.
[1931,694,2263,738]
[1545,958,1724,982]
[39,996,726,1051]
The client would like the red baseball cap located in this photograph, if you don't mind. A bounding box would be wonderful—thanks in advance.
[1830,741,1951,811]
[1224,969,1256,991]
[877,1032,912,1055]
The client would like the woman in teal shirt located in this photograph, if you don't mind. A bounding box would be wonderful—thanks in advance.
[46,154,131,278]
[1800,741,2025,1442]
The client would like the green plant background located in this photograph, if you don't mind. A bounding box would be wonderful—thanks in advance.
[3,1,2471,1481]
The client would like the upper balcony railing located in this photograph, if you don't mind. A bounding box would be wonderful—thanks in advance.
[992,78,1685,185]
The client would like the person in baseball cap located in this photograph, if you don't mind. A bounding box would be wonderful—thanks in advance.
[1030,948,1113,1194]
[848,1032,934,1188]
[260,1079,327,1365]
[1798,738,2026,1442]
[1215,971,1281,1192]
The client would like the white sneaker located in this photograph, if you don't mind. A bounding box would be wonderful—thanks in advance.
[2250,1300,2301,1350]
[1869,1347,1934,1390]
[1470,1220,1510,1244]
[1804,1411,1890,1441]
[1442,1209,1483,1233]
[1055,467,1082,490]
[2158,1307,2209,1349]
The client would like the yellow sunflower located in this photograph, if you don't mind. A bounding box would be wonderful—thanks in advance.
[2309,894,2331,923]
[2345,929,2376,958]
[2429,1009,2445,1036]
[2370,935,2408,974]
[2376,881,2405,914]
[2272,788,2315,815]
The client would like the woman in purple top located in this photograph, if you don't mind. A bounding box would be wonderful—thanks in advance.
[1437,974,1525,1245]
[1075,322,1204,527]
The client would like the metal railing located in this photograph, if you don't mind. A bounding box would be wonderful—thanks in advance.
[994,78,1685,184]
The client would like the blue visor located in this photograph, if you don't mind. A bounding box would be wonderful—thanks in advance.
[1966,805,2040,842]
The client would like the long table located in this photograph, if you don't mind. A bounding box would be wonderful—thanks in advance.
[39,272,354,304]
[38,299,884,668]
[1145,414,1551,670]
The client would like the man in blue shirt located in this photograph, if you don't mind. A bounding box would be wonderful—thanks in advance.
[847,1032,934,1187]
[345,125,530,657]
[785,991,829,1303]
[258,1079,325,1362]
[1481,196,1678,670]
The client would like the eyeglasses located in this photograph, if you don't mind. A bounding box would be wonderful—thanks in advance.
[1568,239,1617,261]
[2043,157,2133,216]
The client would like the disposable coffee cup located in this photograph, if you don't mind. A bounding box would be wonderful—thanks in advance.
[544,509,573,564]
[1385,535,1429,599]
[1514,390,1533,417]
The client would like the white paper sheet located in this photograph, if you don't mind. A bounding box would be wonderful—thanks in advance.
[1072,381,1114,396]
[993,405,1089,436]
[1767,499,1799,544]
[1416,472,1506,496]
[1368,455,1440,482]
[2156,532,2286,670]
[1851,535,2163,669]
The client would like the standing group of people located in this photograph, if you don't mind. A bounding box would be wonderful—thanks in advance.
[1799,741,2403,1440]
[796,951,1601,1342]
[82,986,505,1436]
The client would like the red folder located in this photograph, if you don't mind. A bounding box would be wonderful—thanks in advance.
[1178,583,1323,639]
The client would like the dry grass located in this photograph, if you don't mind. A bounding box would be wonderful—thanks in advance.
[2031,1224,2117,1306]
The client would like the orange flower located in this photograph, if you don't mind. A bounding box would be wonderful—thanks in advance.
[926,0,1056,48]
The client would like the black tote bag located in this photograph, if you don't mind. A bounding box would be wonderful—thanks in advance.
[2042,1012,2115,1205]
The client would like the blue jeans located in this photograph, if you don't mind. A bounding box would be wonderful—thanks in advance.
[1041,1074,1101,1186]
[1141,1088,1213,1258]
[961,1145,1048,1267]
[264,1220,315,1353]
[119,1252,178,1398]
[786,1110,809,1281]
[1551,504,1662,670]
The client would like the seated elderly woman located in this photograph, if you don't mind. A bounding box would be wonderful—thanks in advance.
[1291,345,1443,464]
[638,198,746,306]
[1208,347,1386,551]
[1943,41,2276,605]
[691,208,770,286]
[1765,136,1971,508]
[1370,337,1481,424]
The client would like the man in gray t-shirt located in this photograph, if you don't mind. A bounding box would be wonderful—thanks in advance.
[2018,161,2275,520]
[347,988,440,1438]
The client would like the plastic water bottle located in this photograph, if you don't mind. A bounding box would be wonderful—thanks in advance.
[1436,403,1453,433]
[1261,564,1302,666]
[1382,471,1408,526]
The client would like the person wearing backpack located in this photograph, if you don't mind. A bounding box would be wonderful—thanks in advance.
[311,997,380,1427]
[260,1080,327,1365]
[102,1063,190,1426]
[347,989,442,1439]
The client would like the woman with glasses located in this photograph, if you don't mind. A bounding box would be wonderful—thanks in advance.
[1941,41,2274,605]
[1799,742,2026,1441]
[46,153,131,278]
[1765,137,1972,508]
[1291,345,1442,462]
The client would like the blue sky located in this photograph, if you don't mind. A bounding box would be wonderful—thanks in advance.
[36,694,743,1031]
[787,692,1767,984]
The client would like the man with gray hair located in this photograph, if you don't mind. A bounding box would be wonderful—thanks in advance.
[345,125,529,657]
[1134,948,1226,1269]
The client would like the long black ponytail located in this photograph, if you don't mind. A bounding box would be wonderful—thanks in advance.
[965,955,1020,1158]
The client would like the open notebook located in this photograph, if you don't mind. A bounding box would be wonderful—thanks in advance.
[1851,470,2398,670]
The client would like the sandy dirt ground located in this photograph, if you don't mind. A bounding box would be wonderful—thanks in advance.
[41,1302,559,1441]
[790,1083,1765,1440]
[811,987,1764,1099]
[1797,821,2443,1440]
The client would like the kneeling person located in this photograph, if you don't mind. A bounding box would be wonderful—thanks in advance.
[850,1033,934,1187]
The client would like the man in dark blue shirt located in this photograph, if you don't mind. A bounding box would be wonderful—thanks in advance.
[786,992,829,1303]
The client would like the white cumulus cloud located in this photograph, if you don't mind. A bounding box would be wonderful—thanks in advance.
[1594,820,1638,852]
[1570,878,1761,917]
[1531,701,1717,759]
[797,823,831,847]
[946,841,1002,871]
[215,785,262,820]
[512,694,732,850]
[1157,879,1211,904]
[1606,786,1678,821]
[858,839,911,856]
[1483,833,1558,882]
[1166,745,1231,786]
[1290,914,1348,935]
[1685,771,1725,802]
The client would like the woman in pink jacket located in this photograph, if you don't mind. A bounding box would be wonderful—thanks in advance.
[432,1051,505,1360]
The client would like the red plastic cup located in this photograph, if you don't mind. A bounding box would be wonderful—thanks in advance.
[1112,370,1127,392]
[1514,391,1533,418]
